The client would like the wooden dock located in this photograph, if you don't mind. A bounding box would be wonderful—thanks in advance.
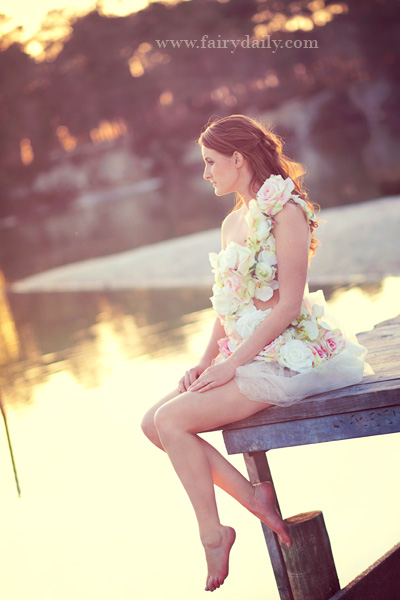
[208,315,400,600]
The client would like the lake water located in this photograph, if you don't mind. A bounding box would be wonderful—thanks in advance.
[0,277,399,600]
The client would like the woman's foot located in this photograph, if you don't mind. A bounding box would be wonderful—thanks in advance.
[249,482,292,547]
[202,525,236,592]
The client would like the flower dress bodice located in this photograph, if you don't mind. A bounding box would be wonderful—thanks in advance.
[209,174,345,374]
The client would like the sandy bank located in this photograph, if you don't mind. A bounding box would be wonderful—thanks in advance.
[11,196,400,293]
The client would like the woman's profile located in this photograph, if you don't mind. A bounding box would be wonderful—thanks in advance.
[141,114,369,592]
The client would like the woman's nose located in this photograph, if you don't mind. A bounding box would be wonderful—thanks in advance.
[203,167,210,180]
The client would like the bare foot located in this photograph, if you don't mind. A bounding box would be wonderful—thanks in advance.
[249,482,292,547]
[202,525,236,592]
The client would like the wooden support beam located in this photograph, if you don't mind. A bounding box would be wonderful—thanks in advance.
[243,451,294,600]
[279,511,340,600]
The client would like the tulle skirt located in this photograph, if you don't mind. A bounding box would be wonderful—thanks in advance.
[218,290,373,407]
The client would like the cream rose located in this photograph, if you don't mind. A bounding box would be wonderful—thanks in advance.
[224,273,255,304]
[256,175,295,214]
[255,261,276,282]
[210,284,240,316]
[235,306,271,339]
[217,242,255,276]
[245,200,265,227]
[209,252,219,270]
[259,330,293,361]
[278,339,314,372]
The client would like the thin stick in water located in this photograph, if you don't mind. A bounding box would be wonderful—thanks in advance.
[0,391,21,497]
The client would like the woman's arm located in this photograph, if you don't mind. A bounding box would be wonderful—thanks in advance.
[189,203,309,392]
[228,202,309,369]
[179,221,228,392]
[178,317,225,393]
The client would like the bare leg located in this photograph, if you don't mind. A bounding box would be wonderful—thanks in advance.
[152,381,291,591]
[142,391,290,546]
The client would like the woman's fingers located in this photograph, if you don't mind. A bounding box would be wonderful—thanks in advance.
[188,374,214,393]
[179,368,201,393]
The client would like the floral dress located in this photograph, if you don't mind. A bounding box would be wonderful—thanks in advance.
[209,174,370,406]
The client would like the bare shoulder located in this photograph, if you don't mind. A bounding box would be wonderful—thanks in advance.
[221,207,246,248]
[221,207,243,230]
[274,201,308,229]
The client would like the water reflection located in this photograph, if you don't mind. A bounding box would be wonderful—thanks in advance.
[0,278,399,600]
[1,287,212,404]
[3,277,400,405]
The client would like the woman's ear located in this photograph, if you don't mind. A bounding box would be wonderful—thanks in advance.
[233,151,244,168]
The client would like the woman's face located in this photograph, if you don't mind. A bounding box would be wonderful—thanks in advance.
[201,146,239,196]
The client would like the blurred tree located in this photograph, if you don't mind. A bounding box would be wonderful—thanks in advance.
[0,0,399,219]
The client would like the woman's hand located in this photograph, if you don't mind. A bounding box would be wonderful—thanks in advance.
[188,360,236,393]
[177,362,210,393]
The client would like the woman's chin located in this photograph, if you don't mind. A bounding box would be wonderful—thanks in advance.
[214,187,226,196]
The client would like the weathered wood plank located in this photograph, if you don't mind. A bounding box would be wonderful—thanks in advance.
[223,404,400,454]
[208,379,400,434]
[329,542,400,600]
[203,316,400,438]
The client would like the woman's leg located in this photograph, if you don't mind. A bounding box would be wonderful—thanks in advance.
[142,392,286,534]
[152,380,291,592]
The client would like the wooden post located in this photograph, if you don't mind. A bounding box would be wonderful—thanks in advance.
[279,511,340,600]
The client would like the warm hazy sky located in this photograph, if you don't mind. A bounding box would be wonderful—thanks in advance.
[1,0,180,40]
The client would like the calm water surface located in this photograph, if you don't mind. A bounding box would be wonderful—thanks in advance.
[0,278,399,600]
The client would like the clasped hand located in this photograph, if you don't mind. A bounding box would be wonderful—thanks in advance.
[187,360,236,393]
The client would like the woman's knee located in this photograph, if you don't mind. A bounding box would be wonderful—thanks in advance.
[153,403,178,438]
[141,389,180,444]
[141,408,160,444]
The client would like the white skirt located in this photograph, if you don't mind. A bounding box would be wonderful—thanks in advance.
[233,339,370,406]
[218,290,373,407]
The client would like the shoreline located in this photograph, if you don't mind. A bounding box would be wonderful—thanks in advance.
[10,195,400,293]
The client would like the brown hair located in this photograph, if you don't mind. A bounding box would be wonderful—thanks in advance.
[198,114,319,256]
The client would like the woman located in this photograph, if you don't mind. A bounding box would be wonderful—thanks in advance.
[141,114,369,592]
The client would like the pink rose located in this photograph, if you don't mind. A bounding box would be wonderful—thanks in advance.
[256,175,295,215]
[218,337,232,358]
[308,342,329,366]
[321,329,346,357]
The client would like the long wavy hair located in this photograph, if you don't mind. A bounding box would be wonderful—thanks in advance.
[198,114,319,257]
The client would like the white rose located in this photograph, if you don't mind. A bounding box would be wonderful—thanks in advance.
[256,219,272,240]
[235,306,271,339]
[245,200,264,227]
[218,242,255,276]
[209,252,219,270]
[210,285,240,316]
[235,244,255,276]
[278,339,314,373]
[255,261,276,282]
[218,243,239,272]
